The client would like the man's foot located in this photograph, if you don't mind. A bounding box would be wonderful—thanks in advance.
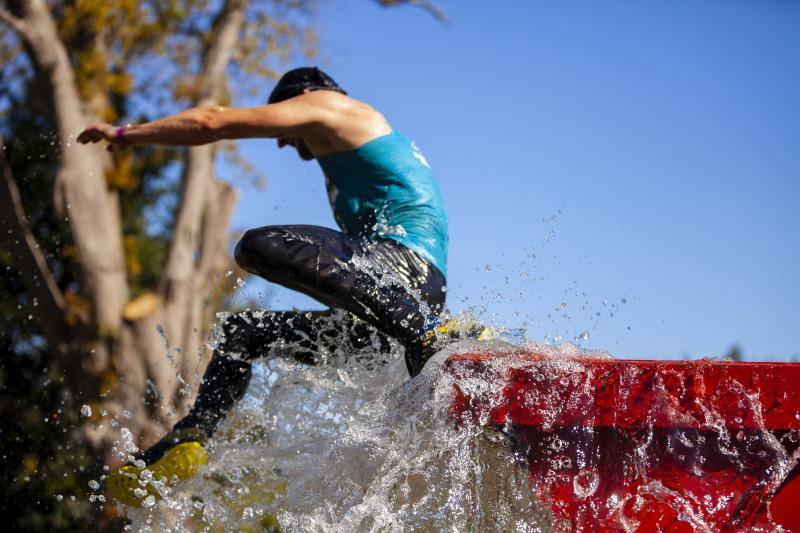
[407,317,494,376]
[106,427,209,506]
[433,317,494,343]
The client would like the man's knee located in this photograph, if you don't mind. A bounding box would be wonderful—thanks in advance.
[234,228,260,273]
[234,226,287,274]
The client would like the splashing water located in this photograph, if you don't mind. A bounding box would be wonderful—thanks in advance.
[121,316,544,531]
[120,315,799,532]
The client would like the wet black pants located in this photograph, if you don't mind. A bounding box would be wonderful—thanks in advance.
[173,225,446,437]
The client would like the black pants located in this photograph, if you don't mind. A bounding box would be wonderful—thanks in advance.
[173,225,447,437]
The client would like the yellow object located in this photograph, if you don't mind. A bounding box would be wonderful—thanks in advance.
[106,441,208,506]
[220,477,287,532]
[122,292,162,321]
[476,326,495,341]
[436,317,495,341]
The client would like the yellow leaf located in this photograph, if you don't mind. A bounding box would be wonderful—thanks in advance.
[122,292,162,322]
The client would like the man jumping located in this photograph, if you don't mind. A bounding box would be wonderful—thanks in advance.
[78,67,449,505]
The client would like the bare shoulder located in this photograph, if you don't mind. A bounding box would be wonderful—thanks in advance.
[296,91,392,151]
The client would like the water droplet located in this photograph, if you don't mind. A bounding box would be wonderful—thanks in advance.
[574,469,600,499]
[120,428,139,453]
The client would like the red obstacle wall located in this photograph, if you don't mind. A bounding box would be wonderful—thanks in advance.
[446,354,800,532]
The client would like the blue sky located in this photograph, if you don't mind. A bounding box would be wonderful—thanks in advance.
[229,0,800,361]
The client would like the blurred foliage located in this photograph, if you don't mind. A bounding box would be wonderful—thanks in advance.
[0,346,99,531]
[0,60,110,531]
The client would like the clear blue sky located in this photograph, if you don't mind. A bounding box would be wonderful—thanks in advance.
[228,0,800,361]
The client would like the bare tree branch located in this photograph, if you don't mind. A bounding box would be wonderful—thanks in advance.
[0,139,70,354]
[0,6,27,34]
[197,0,249,105]
[159,0,249,409]
[177,179,237,394]
[161,0,249,303]
[197,181,237,279]
[374,0,447,23]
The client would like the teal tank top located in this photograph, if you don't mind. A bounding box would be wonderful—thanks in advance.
[316,129,448,276]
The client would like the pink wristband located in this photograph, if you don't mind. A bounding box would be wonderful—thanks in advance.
[114,126,127,145]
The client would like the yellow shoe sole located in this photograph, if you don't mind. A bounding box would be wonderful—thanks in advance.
[106,441,208,506]
[437,318,495,341]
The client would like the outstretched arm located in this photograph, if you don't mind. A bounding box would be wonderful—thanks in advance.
[77,96,328,150]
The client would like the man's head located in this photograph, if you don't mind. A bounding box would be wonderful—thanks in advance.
[270,67,346,160]
[268,67,346,104]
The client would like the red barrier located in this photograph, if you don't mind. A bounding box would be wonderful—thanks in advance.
[446,353,800,532]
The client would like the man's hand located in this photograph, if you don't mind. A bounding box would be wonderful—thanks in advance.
[77,123,127,151]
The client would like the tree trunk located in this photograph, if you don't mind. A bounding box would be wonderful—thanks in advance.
[1,0,244,457]
[158,0,247,417]
[6,0,128,341]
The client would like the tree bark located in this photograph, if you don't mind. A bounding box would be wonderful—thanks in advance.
[4,0,129,341]
[1,1,157,452]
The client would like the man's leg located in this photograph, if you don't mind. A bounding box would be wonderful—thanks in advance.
[138,309,385,464]
[107,225,438,503]
[171,311,319,438]
[234,225,447,375]
[147,224,446,450]
[108,308,390,504]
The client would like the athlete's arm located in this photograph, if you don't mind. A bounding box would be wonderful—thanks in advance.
[77,95,328,149]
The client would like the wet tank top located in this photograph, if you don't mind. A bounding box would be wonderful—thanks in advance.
[315,129,448,276]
